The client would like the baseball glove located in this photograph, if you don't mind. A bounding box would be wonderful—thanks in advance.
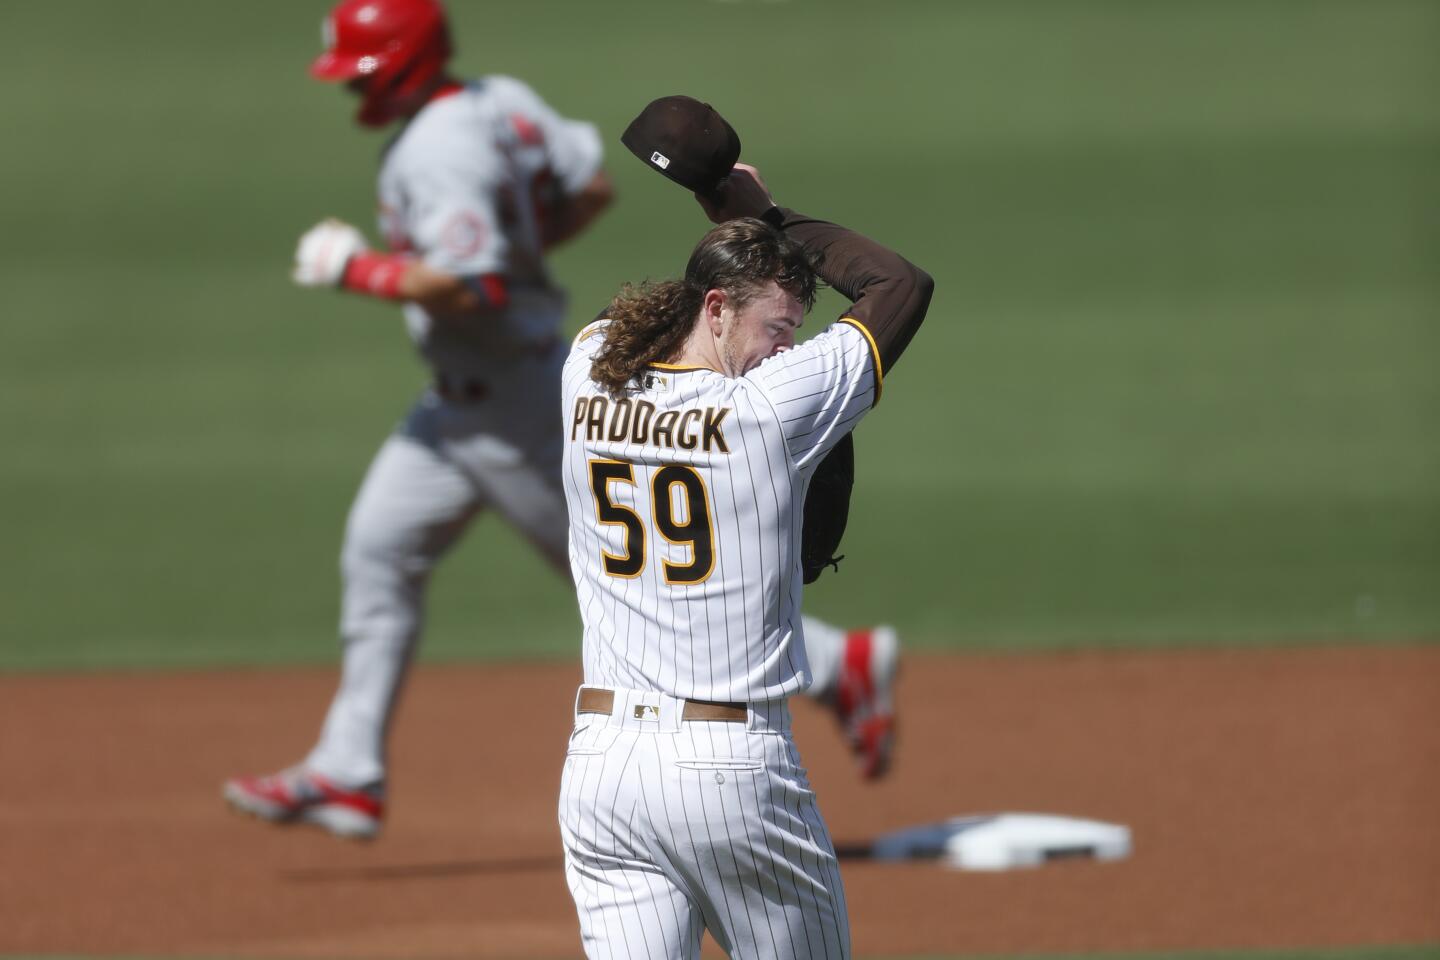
[802,434,854,584]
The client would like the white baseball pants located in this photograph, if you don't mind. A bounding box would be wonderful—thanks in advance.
[306,382,570,787]
[559,689,851,959]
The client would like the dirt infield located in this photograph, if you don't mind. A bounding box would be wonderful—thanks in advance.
[2,645,1437,958]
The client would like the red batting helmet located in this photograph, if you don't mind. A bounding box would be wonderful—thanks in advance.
[310,0,453,128]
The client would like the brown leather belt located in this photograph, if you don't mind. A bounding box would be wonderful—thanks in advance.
[577,687,747,723]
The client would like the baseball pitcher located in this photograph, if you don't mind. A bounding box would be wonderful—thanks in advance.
[557,97,933,958]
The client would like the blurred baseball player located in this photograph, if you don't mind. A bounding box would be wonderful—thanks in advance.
[558,97,933,958]
[222,2,897,841]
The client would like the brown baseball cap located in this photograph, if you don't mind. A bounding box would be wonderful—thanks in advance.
[621,95,740,199]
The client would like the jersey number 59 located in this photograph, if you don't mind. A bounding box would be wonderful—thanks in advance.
[588,460,714,585]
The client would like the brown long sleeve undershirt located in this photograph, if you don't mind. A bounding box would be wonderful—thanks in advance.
[767,207,934,375]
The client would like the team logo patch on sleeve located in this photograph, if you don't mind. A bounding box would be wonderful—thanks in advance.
[442,211,487,258]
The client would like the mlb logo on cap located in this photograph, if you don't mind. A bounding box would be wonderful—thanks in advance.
[622,95,741,201]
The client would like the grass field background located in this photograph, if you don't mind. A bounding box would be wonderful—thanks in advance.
[1,3,1436,959]
[1,0,1435,671]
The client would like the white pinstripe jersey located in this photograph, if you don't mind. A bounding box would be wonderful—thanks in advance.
[561,317,882,703]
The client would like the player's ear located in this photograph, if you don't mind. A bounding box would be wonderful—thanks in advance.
[702,289,727,337]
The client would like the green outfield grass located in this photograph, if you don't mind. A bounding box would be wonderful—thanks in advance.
[1,0,1436,670]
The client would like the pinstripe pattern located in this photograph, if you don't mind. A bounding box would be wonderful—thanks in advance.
[558,319,874,958]
[559,698,849,959]
[561,321,877,703]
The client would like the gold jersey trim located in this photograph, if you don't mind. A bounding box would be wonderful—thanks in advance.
[575,320,608,345]
[838,317,883,406]
[647,361,716,372]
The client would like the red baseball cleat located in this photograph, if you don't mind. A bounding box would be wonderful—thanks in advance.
[223,766,384,840]
[833,626,899,780]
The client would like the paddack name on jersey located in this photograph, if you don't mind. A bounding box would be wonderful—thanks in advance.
[570,395,730,454]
